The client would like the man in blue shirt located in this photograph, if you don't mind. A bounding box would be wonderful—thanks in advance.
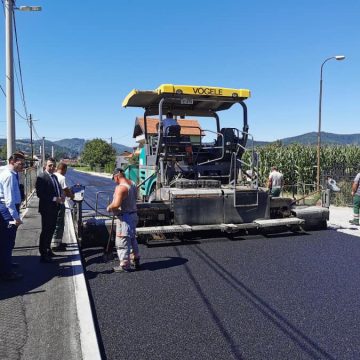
[162,112,180,138]
[0,152,25,281]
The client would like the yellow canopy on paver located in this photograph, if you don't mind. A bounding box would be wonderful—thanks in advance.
[122,84,251,116]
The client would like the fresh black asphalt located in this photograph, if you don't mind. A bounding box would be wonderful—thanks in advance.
[68,169,360,360]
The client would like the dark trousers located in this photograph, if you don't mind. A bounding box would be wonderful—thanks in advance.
[0,204,17,275]
[39,205,59,256]
[53,204,65,242]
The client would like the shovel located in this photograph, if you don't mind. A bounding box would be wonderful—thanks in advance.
[103,215,115,262]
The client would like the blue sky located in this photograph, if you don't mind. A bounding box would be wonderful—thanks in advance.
[0,0,358,146]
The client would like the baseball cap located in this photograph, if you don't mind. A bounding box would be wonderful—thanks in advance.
[112,167,124,179]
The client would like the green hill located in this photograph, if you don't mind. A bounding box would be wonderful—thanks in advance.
[0,138,133,159]
[249,132,360,147]
[1,132,359,160]
[280,132,360,145]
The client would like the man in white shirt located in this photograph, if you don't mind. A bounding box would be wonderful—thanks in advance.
[52,162,74,251]
[268,166,284,197]
[0,152,25,280]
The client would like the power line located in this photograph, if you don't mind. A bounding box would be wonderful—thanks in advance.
[0,84,5,96]
[0,84,30,121]
[31,121,41,140]
[12,7,29,124]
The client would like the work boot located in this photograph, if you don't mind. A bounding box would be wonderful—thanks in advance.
[349,219,359,226]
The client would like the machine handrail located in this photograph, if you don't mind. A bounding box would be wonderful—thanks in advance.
[197,129,225,166]
[95,191,113,216]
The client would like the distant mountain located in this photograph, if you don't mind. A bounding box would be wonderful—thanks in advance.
[248,132,360,147]
[1,132,359,159]
[248,139,272,147]
[112,142,134,154]
[279,132,360,146]
[0,138,133,158]
[53,138,86,156]
[0,138,71,157]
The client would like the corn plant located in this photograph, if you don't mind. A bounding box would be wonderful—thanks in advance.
[242,143,360,194]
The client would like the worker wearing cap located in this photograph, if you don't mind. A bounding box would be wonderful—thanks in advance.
[107,168,140,272]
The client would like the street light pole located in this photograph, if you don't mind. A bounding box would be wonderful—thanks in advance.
[316,55,345,191]
[4,1,41,159]
[5,0,15,159]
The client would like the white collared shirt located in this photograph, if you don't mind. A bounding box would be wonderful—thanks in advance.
[0,165,21,220]
[54,172,67,192]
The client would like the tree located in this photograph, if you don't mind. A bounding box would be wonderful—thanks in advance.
[80,138,116,169]
[0,144,7,160]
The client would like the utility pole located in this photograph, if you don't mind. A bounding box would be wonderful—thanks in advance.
[51,145,54,158]
[5,0,15,159]
[110,137,112,146]
[42,136,45,166]
[5,3,41,159]
[29,114,34,161]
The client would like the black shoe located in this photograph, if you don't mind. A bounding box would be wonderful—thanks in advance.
[134,259,141,271]
[47,250,56,257]
[40,255,52,263]
[11,262,20,268]
[52,243,67,251]
[1,271,23,281]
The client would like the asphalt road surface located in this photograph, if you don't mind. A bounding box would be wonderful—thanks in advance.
[66,168,115,214]
[68,169,360,360]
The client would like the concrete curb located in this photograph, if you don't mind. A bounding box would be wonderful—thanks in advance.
[65,202,102,360]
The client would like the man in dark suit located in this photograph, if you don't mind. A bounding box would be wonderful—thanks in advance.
[36,158,64,263]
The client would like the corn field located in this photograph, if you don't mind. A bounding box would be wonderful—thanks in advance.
[242,144,360,189]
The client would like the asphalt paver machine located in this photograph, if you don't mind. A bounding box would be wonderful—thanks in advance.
[81,84,330,245]
[121,84,329,242]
